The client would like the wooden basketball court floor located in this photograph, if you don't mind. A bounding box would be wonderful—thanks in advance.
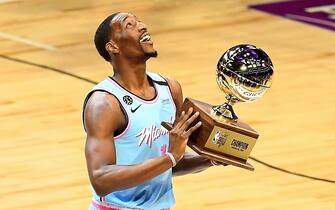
[0,0,334,209]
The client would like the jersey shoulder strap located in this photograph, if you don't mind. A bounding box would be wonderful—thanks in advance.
[147,72,168,86]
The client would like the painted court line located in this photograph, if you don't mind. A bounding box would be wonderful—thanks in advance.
[0,32,57,51]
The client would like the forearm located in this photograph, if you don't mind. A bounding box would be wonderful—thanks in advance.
[92,155,173,196]
[172,152,212,176]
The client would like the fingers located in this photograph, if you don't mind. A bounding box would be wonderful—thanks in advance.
[174,107,193,129]
[173,107,202,137]
[174,110,186,129]
[180,111,200,131]
[182,107,194,124]
[211,160,228,166]
[185,121,202,136]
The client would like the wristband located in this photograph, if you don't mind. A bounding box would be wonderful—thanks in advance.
[165,152,177,167]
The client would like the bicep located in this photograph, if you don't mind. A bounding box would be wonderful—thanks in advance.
[84,92,124,178]
[85,135,116,178]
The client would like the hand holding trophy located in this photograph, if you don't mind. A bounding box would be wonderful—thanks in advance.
[163,44,274,171]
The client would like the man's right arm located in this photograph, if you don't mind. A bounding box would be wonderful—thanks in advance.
[84,91,201,197]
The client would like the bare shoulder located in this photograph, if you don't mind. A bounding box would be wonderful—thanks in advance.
[163,76,183,112]
[84,91,124,137]
[164,77,181,94]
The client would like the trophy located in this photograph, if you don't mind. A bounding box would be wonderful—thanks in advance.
[162,44,274,171]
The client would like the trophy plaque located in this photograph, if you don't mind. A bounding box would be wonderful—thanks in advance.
[162,44,274,171]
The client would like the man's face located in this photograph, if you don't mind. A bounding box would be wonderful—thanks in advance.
[110,13,157,59]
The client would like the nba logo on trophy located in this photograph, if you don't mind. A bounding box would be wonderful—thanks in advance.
[212,131,228,148]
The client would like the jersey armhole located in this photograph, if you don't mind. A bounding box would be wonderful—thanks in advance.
[82,89,129,137]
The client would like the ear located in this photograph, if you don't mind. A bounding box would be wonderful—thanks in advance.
[106,41,119,55]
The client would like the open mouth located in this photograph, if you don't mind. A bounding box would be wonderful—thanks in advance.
[140,33,152,43]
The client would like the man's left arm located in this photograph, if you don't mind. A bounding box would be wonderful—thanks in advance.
[172,152,214,176]
[164,76,219,176]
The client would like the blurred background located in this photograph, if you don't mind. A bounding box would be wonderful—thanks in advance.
[0,0,334,209]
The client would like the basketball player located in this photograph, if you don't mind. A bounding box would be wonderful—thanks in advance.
[83,12,221,210]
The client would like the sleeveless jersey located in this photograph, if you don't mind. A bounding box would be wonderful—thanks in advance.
[83,72,176,210]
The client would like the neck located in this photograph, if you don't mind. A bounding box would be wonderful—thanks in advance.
[111,58,150,91]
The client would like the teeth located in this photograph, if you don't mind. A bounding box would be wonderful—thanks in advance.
[140,34,151,42]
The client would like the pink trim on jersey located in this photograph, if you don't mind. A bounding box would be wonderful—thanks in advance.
[107,77,159,104]
[92,200,170,210]
[92,200,119,210]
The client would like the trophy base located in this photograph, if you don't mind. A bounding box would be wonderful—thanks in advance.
[188,141,254,171]
[181,98,259,171]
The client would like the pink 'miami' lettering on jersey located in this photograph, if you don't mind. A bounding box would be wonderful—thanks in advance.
[136,125,169,147]
[160,144,167,156]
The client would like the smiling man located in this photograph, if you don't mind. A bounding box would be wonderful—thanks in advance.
[83,12,218,210]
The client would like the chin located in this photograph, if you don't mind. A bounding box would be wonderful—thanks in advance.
[145,50,158,58]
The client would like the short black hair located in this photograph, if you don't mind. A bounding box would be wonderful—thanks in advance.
[94,13,119,62]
